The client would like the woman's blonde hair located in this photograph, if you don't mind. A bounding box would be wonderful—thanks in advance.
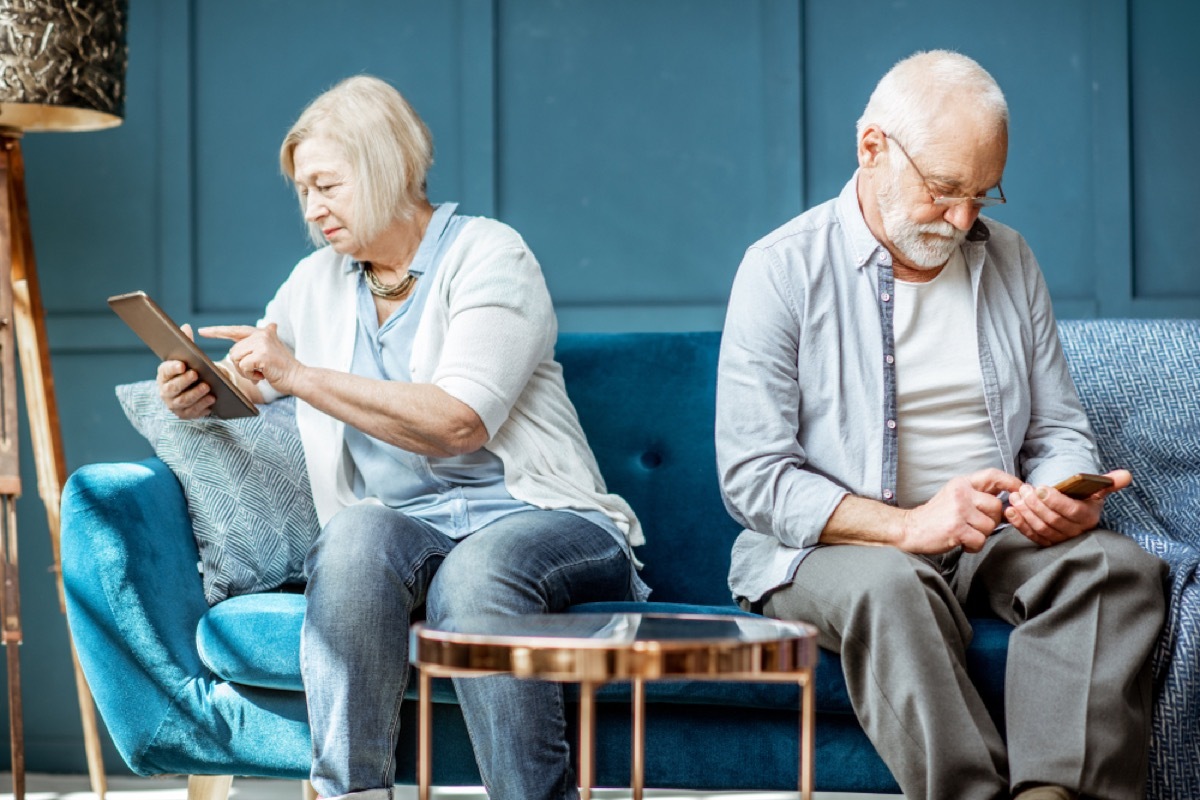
[281,75,434,246]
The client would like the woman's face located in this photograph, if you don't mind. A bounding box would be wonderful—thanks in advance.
[292,137,361,255]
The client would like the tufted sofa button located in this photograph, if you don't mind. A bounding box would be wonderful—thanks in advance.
[640,451,663,469]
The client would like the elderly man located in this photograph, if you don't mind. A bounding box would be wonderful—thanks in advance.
[716,51,1166,800]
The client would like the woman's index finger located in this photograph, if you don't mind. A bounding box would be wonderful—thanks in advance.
[198,325,259,341]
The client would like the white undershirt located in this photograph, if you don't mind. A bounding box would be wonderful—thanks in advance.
[893,249,1002,507]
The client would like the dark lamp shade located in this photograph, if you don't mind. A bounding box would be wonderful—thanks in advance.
[0,0,129,132]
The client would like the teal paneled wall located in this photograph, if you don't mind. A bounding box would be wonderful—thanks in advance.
[2,0,1195,774]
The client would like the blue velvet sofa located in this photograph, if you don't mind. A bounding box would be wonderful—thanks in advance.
[61,319,1200,798]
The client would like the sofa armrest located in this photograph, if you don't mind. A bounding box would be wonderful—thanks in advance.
[62,458,210,770]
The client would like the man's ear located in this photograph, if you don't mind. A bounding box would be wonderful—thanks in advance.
[858,126,886,170]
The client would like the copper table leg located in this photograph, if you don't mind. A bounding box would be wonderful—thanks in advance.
[800,672,815,800]
[632,677,645,800]
[578,679,596,800]
[418,669,432,800]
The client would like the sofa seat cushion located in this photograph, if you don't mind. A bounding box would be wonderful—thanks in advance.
[198,596,1012,720]
[197,592,308,692]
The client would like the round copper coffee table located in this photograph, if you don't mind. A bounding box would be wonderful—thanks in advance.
[411,612,819,800]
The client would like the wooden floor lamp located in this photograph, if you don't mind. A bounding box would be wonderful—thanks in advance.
[0,3,129,799]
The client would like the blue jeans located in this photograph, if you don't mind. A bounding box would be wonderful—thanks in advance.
[301,504,635,800]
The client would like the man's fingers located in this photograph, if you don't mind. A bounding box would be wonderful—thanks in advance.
[1017,527,1054,548]
[1019,484,1096,530]
[967,468,1023,495]
[973,491,1005,521]
[1011,486,1097,546]
[1096,468,1133,498]
[1005,504,1054,547]
[199,324,259,342]
[1011,486,1066,530]
[960,529,988,553]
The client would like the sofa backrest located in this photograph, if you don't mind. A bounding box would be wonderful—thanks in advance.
[1058,318,1200,553]
[556,319,1200,608]
[557,331,740,607]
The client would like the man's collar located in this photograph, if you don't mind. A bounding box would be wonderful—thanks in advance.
[837,171,888,270]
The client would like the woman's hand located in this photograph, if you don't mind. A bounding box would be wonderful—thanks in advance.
[1004,468,1132,547]
[156,323,217,419]
[200,323,302,394]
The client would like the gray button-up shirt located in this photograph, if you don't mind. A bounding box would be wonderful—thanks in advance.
[717,174,1100,603]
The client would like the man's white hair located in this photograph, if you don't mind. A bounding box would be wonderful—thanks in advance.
[856,50,1008,162]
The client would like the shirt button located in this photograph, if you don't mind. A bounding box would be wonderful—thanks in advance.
[886,419,897,429]
[885,354,895,364]
[883,490,894,500]
[881,292,891,302]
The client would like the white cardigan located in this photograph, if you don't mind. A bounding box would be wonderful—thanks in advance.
[256,217,644,548]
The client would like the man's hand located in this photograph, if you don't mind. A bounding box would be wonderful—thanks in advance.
[157,323,217,419]
[1004,468,1131,547]
[898,468,1023,554]
[201,323,302,394]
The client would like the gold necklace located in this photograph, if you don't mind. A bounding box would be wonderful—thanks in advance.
[364,264,418,299]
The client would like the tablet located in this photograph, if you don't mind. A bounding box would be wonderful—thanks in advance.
[108,291,259,419]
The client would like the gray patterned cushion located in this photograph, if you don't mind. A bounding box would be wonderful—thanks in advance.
[116,380,319,605]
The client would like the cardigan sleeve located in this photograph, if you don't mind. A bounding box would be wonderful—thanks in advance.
[431,243,556,438]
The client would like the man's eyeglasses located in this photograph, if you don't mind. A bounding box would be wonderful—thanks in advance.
[882,131,1006,209]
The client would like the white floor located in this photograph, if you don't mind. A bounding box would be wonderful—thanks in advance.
[0,774,900,800]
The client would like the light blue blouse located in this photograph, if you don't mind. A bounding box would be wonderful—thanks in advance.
[344,203,621,544]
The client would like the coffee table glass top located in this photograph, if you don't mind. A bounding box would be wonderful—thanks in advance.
[412,612,819,681]
[417,612,814,646]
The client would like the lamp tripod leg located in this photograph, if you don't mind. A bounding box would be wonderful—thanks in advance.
[0,495,23,800]
[0,131,108,800]
[2,498,22,800]
[5,623,23,800]
[0,131,25,800]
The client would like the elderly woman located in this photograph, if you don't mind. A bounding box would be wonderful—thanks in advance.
[156,75,647,800]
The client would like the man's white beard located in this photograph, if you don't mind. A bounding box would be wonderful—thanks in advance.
[877,174,967,268]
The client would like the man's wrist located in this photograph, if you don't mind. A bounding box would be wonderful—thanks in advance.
[821,494,909,547]
[893,506,914,550]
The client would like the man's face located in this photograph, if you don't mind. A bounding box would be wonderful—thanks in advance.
[876,165,969,268]
[870,118,1008,272]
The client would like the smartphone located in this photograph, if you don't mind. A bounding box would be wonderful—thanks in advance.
[1054,473,1115,499]
[108,291,259,419]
